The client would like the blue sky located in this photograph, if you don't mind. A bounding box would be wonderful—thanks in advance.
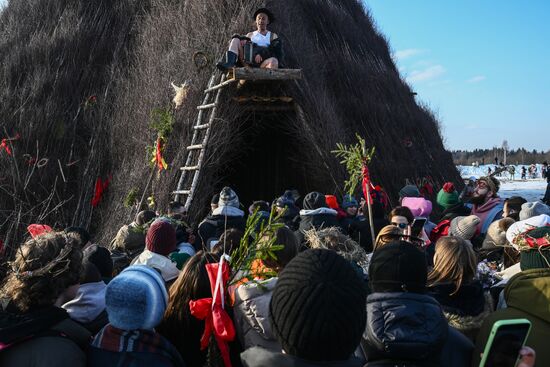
[365,0,550,151]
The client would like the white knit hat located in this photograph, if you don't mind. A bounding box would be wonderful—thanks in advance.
[450,215,481,240]
[519,201,550,221]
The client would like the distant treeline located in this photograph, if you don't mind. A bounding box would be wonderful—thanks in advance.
[452,148,550,166]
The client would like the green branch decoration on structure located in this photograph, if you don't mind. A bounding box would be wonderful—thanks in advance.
[331,133,375,196]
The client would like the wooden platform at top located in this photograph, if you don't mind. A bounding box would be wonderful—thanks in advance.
[228,67,302,81]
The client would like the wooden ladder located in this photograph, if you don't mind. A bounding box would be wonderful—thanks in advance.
[173,70,235,210]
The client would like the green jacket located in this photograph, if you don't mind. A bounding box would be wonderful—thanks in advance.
[474,268,550,366]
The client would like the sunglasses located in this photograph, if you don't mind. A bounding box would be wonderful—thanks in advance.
[391,222,408,229]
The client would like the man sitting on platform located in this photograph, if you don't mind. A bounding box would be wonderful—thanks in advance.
[217,8,282,71]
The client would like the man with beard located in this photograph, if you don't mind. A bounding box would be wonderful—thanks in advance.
[470,176,504,248]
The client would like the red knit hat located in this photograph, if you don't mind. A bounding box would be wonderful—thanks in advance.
[146,219,177,256]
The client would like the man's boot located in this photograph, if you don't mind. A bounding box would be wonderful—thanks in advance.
[216,51,238,71]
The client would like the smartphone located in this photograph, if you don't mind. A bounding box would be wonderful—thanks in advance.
[410,218,427,237]
[479,319,531,367]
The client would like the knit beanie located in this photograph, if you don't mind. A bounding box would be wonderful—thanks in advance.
[520,250,550,271]
[436,182,459,210]
[399,185,421,199]
[270,249,366,361]
[342,194,359,209]
[249,200,270,215]
[276,190,295,208]
[402,197,433,217]
[83,244,113,279]
[146,218,177,256]
[218,187,240,208]
[482,217,515,250]
[450,215,481,240]
[211,193,220,205]
[303,191,327,210]
[368,241,427,293]
[519,201,550,221]
[105,265,168,330]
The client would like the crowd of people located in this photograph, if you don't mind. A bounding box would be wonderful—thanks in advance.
[1,174,549,367]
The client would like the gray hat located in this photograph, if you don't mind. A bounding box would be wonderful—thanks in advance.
[399,185,421,199]
[218,186,240,208]
[450,215,480,240]
[482,217,515,250]
[519,201,550,221]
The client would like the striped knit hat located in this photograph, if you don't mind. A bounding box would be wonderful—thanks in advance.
[269,249,366,361]
[105,265,168,330]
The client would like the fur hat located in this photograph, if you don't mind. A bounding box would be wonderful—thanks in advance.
[105,265,168,330]
[450,215,481,240]
[342,194,359,209]
[270,249,366,361]
[402,197,433,217]
[399,185,421,199]
[218,187,240,208]
[368,241,427,293]
[303,191,327,210]
[519,201,550,221]
[146,218,177,256]
[482,217,515,250]
[436,182,459,210]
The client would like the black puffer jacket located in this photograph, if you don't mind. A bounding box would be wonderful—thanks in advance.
[363,293,474,367]
[295,208,341,246]
[197,213,246,249]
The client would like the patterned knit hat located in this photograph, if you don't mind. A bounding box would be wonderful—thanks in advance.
[105,265,168,330]
[436,182,459,210]
[146,218,177,256]
[519,201,550,221]
[450,215,481,240]
[218,187,240,208]
[342,194,359,209]
[270,249,366,361]
[399,185,421,199]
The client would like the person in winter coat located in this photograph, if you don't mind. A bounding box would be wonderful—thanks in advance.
[62,260,108,335]
[0,232,91,367]
[436,182,471,221]
[503,196,527,221]
[402,196,436,236]
[388,206,414,232]
[428,237,492,341]
[197,186,246,249]
[474,268,550,366]
[241,249,367,367]
[470,176,504,247]
[273,190,300,230]
[88,265,185,367]
[363,241,474,366]
[233,227,299,351]
[339,194,359,235]
[132,218,180,283]
[295,191,340,246]
[109,210,157,258]
[351,199,388,253]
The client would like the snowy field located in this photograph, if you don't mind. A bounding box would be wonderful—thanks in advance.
[457,165,547,202]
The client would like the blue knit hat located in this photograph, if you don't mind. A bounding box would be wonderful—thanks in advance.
[105,265,168,330]
[341,194,359,209]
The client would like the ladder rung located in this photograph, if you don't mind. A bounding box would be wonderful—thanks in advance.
[173,190,191,195]
[187,144,204,150]
[197,103,216,110]
[193,123,210,130]
[180,166,199,171]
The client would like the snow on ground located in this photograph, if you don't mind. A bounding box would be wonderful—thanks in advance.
[457,165,548,202]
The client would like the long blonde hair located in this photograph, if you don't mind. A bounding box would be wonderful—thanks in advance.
[374,225,401,251]
[428,236,477,295]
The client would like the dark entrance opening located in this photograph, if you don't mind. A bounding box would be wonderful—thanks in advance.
[218,108,312,207]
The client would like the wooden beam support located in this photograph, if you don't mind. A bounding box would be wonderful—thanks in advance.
[231,67,302,81]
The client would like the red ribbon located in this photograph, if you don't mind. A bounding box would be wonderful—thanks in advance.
[154,138,168,171]
[361,165,372,204]
[0,139,12,156]
[91,176,111,207]
[189,261,235,367]
[27,224,53,238]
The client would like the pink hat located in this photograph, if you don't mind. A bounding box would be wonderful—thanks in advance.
[402,197,433,218]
